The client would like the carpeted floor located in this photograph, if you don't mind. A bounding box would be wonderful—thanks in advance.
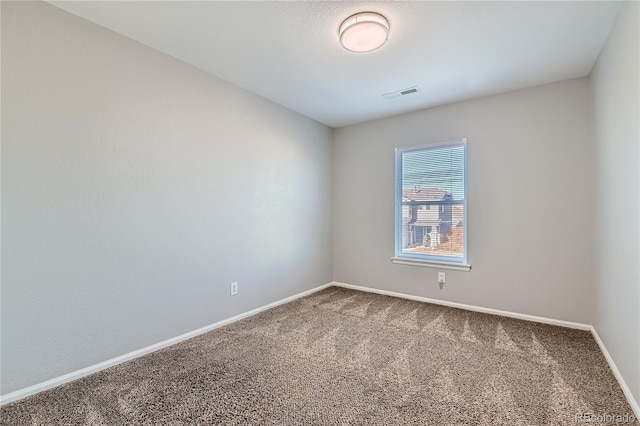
[1,287,636,425]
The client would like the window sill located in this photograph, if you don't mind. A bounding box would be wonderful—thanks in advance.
[390,257,472,272]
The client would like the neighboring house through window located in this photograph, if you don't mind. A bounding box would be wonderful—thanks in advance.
[394,139,469,269]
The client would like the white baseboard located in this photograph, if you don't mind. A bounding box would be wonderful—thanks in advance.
[331,281,591,330]
[332,281,639,416]
[590,326,640,418]
[0,282,333,406]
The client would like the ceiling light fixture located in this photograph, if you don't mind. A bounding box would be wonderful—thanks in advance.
[339,12,389,53]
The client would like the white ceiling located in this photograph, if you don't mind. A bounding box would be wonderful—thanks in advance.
[49,1,622,128]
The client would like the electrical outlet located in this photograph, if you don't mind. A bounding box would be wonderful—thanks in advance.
[230,282,238,296]
[438,272,446,289]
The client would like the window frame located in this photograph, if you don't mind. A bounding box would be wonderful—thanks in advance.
[393,138,470,270]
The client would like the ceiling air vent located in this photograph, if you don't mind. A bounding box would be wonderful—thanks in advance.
[382,86,419,100]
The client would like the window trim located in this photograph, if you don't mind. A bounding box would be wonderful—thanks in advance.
[390,257,472,271]
[393,138,469,269]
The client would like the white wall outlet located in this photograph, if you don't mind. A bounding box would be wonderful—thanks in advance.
[438,272,446,289]
[230,282,238,296]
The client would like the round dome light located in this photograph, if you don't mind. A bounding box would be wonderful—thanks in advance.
[339,12,389,53]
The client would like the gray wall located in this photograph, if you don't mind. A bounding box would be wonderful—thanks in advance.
[333,78,594,324]
[590,1,639,405]
[1,1,333,395]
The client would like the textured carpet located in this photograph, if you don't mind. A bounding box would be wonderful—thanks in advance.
[1,287,636,425]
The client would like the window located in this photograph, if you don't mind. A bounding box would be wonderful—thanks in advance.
[393,139,469,270]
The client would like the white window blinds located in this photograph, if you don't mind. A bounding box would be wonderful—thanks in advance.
[395,139,467,265]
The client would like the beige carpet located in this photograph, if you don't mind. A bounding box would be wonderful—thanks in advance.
[1,287,636,425]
